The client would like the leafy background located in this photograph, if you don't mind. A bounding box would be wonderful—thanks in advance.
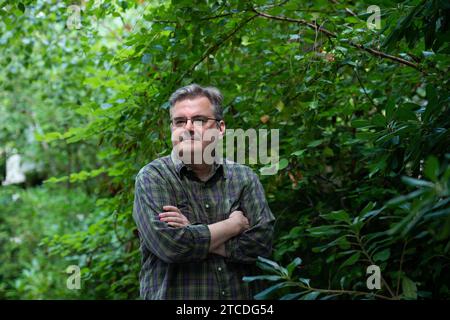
[0,0,449,299]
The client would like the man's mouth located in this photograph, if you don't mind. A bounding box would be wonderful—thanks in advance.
[179,136,200,142]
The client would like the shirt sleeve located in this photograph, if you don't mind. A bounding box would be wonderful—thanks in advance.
[224,169,275,264]
[133,168,211,264]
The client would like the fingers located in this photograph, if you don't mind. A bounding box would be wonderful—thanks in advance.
[163,205,181,213]
[159,207,190,227]
[167,222,185,228]
[230,210,246,219]
[229,211,248,222]
[159,216,185,224]
[159,212,183,218]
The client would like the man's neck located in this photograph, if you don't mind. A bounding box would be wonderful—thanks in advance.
[186,163,214,182]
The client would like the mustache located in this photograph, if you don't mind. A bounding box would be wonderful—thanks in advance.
[179,133,202,142]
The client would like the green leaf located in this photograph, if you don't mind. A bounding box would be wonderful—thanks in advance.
[280,292,304,300]
[307,225,341,237]
[312,235,350,253]
[351,119,372,128]
[340,252,361,268]
[372,114,387,127]
[17,3,25,12]
[299,278,310,287]
[256,257,288,276]
[402,276,418,299]
[291,150,306,157]
[286,257,302,277]
[396,106,417,121]
[424,156,439,182]
[385,99,395,121]
[373,248,391,262]
[242,275,282,282]
[401,176,434,188]
[300,291,320,300]
[307,140,323,148]
[321,210,351,223]
[277,158,289,170]
[386,189,427,206]
[423,84,439,122]
[36,131,63,142]
[254,282,297,300]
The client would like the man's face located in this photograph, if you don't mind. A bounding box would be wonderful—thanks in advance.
[170,96,225,164]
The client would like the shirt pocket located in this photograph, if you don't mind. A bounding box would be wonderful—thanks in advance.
[220,186,243,221]
[176,198,199,224]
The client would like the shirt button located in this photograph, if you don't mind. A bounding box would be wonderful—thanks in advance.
[221,290,226,296]
[217,267,222,271]
[205,203,210,209]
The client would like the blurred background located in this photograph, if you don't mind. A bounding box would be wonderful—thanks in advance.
[0,0,449,299]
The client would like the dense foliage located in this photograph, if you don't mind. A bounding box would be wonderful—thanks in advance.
[0,0,449,299]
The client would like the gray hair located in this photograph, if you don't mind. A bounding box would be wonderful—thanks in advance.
[169,84,224,120]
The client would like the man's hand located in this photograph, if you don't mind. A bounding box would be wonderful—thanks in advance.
[159,205,190,228]
[208,211,250,257]
[228,210,250,236]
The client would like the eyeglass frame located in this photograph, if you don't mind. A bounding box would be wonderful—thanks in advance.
[170,116,222,128]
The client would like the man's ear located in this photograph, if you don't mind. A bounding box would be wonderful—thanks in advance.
[218,120,225,137]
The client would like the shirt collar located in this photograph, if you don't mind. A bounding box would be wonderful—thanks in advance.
[170,148,228,179]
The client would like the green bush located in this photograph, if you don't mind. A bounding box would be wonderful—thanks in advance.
[0,0,448,299]
[0,185,96,299]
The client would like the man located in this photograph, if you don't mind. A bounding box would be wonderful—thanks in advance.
[133,84,275,300]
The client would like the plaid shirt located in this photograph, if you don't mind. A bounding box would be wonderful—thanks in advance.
[132,151,275,300]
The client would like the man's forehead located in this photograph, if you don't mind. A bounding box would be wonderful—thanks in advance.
[171,96,214,115]
[174,96,211,107]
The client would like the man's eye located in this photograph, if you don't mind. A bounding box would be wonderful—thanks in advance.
[192,117,207,123]
[174,119,186,126]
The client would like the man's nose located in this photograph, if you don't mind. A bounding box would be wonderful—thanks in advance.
[184,119,195,131]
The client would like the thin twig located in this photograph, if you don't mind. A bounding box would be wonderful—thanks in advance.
[252,7,335,37]
[354,68,377,108]
[355,233,397,298]
[344,8,358,17]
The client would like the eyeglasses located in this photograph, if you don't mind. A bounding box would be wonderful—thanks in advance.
[171,116,220,128]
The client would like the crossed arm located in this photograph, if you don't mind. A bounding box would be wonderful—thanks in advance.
[133,168,275,264]
[159,205,249,257]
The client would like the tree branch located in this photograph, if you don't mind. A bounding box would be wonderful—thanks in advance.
[290,281,395,300]
[251,8,422,72]
[148,12,236,24]
[176,14,258,84]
